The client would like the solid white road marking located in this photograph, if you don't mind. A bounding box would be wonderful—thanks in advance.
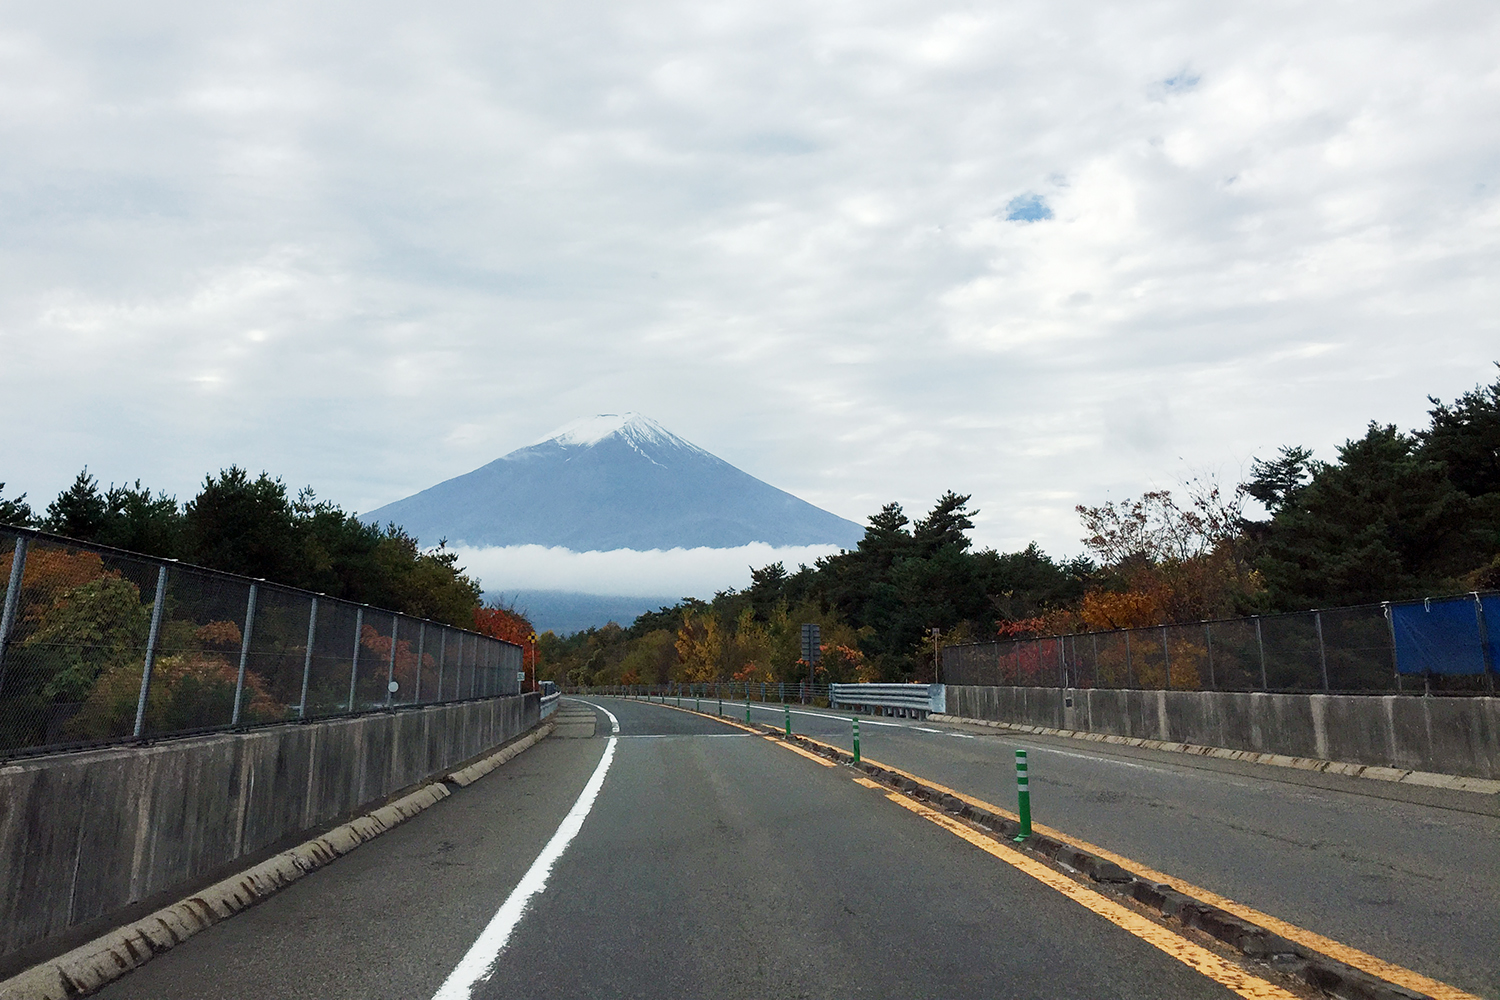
[430,701,619,1000]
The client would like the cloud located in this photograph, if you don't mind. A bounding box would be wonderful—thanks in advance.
[2,0,1498,572]
[451,543,843,597]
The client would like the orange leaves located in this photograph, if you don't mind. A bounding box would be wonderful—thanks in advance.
[473,605,533,647]
[1080,588,1166,631]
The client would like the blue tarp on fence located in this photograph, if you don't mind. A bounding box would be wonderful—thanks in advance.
[1391,597,1489,675]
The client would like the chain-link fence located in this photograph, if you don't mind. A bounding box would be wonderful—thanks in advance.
[0,526,524,758]
[941,593,1499,695]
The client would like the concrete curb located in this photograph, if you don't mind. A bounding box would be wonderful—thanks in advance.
[927,713,1500,795]
[0,721,555,1000]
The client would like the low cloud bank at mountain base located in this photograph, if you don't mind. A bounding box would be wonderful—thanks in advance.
[456,543,844,598]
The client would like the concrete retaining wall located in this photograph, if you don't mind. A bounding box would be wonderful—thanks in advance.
[0,694,539,968]
[944,685,1500,780]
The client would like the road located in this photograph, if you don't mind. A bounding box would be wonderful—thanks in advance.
[723,695,1500,999]
[88,697,1319,1000]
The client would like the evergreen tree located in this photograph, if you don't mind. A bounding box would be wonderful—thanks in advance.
[0,483,34,527]
[43,469,109,541]
[1256,424,1477,607]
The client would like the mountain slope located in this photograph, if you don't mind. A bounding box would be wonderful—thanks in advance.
[363,414,864,551]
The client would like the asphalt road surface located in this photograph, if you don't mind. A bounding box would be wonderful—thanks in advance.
[89,698,1309,1000]
[723,695,1500,999]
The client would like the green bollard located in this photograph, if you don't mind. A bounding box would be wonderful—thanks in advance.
[1013,750,1032,842]
[718,692,723,715]
[677,685,681,707]
[745,695,751,725]
[784,703,792,737]
[853,718,861,763]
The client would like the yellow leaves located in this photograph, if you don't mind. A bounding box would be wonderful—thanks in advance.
[674,607,723,683]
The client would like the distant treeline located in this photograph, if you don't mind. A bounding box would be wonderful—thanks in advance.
[539,366,1500,687]
[0,467,488,629]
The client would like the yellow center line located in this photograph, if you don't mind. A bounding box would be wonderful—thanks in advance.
[765,734,836,766]
[792,733,1480,1000]
[882,792,1299,999]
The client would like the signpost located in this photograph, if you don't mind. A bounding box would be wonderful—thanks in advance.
[801,623,821,703]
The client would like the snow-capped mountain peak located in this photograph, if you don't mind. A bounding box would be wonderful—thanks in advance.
[362,414,863,551]
[529,412,710,467]
[535,412,690,450]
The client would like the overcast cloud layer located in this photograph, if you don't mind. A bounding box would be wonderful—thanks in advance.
[3,1,1498,595]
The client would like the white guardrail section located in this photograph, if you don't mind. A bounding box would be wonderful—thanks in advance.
[540,692,560,719]
[828,683,946,718]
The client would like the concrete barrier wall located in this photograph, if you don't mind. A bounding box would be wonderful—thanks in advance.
[944,685,1500,780]
[0,694,539,967]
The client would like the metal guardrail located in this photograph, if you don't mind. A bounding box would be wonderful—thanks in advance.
[829,682,946,717]
[540,691,560,718]
[0,524,525,759]
[570,680,834,707]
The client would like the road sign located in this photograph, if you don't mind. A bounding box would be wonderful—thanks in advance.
[800,623,821,663]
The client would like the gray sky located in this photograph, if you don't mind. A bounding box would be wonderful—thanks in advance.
[3,0,1498,592]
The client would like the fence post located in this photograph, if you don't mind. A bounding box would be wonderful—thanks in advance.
[1384,604,1402,692]
[1204,622,1215,690]
[414,622,425,704]
[1161,625,1171,690]
[1315,611,1329,691]
[1255,616,1268,690]
[347,607,364,711]
[437,629,447,700]
[1091,633,1099,688]
[0,535,29,696]
[386,615,399,707]
[132,564,170,737]
[1475,594,1494,694]
[231,583,259,725]
[1124,630,1134,688]
[298,596,318,718]
[0,542,26,699]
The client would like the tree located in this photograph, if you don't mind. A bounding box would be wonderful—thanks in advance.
[0,482,34,527]
[44,469,109,541]
[1244,446,1315,517]
[1255,423,1477,607]
[1421,366,1500,498]
[182,467,300,581]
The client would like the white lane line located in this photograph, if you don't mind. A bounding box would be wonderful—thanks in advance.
[431,701,619,1000]
[1016,743,1176,775]
[732,701,904,727]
